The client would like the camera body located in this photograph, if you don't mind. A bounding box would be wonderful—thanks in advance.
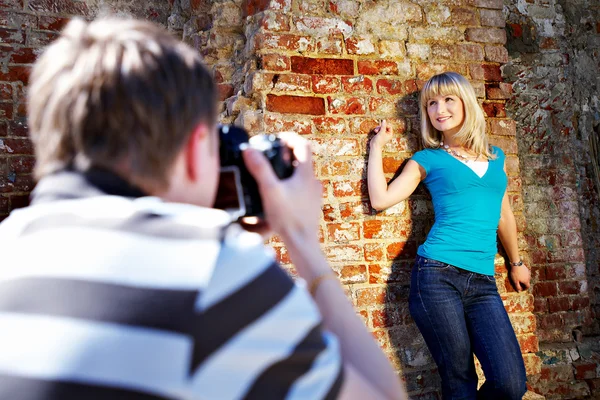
[215,125,294,220]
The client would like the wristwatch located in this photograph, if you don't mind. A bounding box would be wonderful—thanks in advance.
[510,260,523,267]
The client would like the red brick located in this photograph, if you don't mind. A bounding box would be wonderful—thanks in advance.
[340,200,370,220]
[456,43,484,60]
[545,265,567,280]
[0,120,7,136]
[345,36,376,55]
[37,15,70,31]
[319,159,359,176]
[351,118,378,135]
[518,334,539,353]
[291,56,353,75]
[470,63,502,81]
[482,101,506,117]
[322,204,335,222]
[260,11,290,32]
[533,281,558,297]
[372,308,404,328]
[264,114,312,135]
[558,280,581,295]
[486,82,512,99]
[488,119,516,136]
[548,296,571,313]
[315,35,343,55]
[326,222,360,242]
[540,37,559,50]
[382,157,403,174]
[0,195,7,213]
[253,33,313,52]
[341,75,372,93]
[386,241,417,260]
[27,29,59,47]
[1,138,33,155]
[0,102,12,119]
[322,244,363,263]
[452,8,478,26]
[11,173,34,191]
[259,53,290,71]
[363,220,409,240]
[0,82,11,100]
[484,45,508,63]
[376,79,404,95]
[502,294,534,313]
[575,362,598,380]
[216,83,233,101]
[8,119,27,136]
[571,297,589,311]
[0,10,36,28]
[28,0,89,15]
[356,286,386,307]
[0,27,23,43]
[468,0,503,9]
[357,60,398,76]
[313,116,345,135]
[311,75,340,94]
[0,0,23,8]
[273,74,312,93]
[537,313,563,330]
[364,244,385,261]
[8,46,37,64]
[272,245,290,264]
[0,65,30,83]
[339,264,367,284]
[465,27,506,44]
[332,180,362,197]
[368,97,397,116]
[266,94,325,115]
[328,96,366,115]
[9,193,28,209]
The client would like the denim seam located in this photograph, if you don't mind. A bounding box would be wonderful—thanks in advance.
[415,266,451,392]
[469,306,498,393]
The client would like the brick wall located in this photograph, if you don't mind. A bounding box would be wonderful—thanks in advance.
[504,0,600,397]
[1,0,599,398]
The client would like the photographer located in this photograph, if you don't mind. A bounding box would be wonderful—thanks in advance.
[0,18,406,400]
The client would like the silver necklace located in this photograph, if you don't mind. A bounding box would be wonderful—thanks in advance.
[440,141,480,162]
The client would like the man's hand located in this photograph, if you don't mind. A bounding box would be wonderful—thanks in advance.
[508,264,531,292]
[242,132,322,243]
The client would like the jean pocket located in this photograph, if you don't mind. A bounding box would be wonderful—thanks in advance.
[420,258,452,270]
[482,274,496,283]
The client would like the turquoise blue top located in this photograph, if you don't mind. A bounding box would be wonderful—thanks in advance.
[410,146,507,275]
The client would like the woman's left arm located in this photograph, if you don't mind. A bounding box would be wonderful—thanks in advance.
[498,191,531,292]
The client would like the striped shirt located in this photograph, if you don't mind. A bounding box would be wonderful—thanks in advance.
[0,168,344,400]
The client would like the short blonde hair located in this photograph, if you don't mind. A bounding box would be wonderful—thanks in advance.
[419,72,494,159]
[28,18,216,190]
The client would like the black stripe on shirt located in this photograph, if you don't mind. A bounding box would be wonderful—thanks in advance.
[0,373,174,400]
[20,211,225,241]
[189,261,294,373]
[0,278,198,334]
[323,363,344,400]
[243,323,327,400]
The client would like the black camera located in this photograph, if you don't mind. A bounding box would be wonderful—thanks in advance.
[214,125,295,220]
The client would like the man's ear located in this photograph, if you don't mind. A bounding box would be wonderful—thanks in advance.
[184,123,210,182]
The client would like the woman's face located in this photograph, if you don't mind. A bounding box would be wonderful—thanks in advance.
[426,94,465,137]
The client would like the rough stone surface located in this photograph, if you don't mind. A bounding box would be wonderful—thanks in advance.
[1,0,599,398]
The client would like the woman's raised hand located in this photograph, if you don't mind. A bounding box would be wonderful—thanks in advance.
[371,119,394,150]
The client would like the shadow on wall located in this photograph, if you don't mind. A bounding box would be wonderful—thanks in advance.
[361,92,442,397]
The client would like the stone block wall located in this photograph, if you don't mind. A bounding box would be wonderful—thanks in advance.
[1,0,598,398]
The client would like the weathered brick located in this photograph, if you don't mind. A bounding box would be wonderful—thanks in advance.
[376,78,404,95]
[341,75,372,93]
[469,63,502,81]
[488,119,516,136]
[482,101,506,118]
[0,0,22,8]
[311,75,340,94]
[558,280,583,295]
[486,82,512,99]
[0,27,24,44]
[452,7,478,26]
[291,56,353,75]
[253,33,313,52]
[294,16,353,36]
[456,43,484,60]
[0,10,36,28]
[466,27,506,44]
[574,362,598,380]
[310,137,359,157]
[363,220,410,240]
[339,264,367,284]
[357,60,398,75]
[8,155,34,173]
[8,47,38,64]
[356,286,386,307]
[479,9,505,27]
[368,97,397,117]
[484,45,508,62]
[313,116,346,135]
[323,244,363,262]
[28,0,89,16]
[328,96,366,115]
[548,296,571,313]
[260,11,289,32]
[534,281,558,297]
[467,0,503,9]
[37,15,69,31]
[345,36,376,55]
[273,73,312,93]
[386,241,417,260]
[315,35,344,54]
[259,53,290,71]
[264,114,312,135]
[266,94,325,115]
[0,103,13,119]
[327,222,361,242]
[518,334,539,353]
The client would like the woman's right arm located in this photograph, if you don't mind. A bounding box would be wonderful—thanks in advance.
[368,120,424,211]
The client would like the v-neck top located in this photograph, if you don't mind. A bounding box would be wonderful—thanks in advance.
[410,146,507,275]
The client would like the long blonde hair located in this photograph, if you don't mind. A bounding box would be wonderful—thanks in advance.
[419,72,494,159]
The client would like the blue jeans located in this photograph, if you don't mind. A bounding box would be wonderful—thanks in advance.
[408,255,527,400]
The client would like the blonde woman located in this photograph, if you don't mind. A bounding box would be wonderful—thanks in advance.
[368,72,530,399]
